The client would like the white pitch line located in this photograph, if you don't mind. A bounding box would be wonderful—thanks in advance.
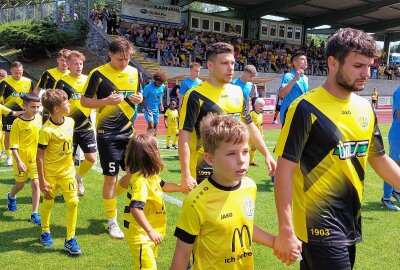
[91,165,183,207]
[0,167,12,172]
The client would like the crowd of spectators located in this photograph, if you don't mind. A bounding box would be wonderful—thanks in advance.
[90,7,119,35]
[118,22,400,78]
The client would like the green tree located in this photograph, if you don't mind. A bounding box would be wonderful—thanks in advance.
[390,43,400,53]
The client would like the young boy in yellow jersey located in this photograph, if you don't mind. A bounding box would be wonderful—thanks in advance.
[7,93,42,225]
[171,114,298,269]
[164,99,179,149]
[37,89,82,255]
[249,98,265,166]
[55,50,96,197]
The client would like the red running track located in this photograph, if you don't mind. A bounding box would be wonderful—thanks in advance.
[133,109,393,135]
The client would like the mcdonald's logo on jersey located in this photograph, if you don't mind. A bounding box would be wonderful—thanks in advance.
[231,225,252,252]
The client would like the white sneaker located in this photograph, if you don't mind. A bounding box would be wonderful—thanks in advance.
[77,182,85,196]
[6,157,12,166]
[272,120,278,124]
[108,222,124,239]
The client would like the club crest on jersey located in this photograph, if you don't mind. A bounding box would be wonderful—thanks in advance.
[243,198,255,220]
[233,97,242,106]
[358,114,369,130]
[333,140,369,160]
[128,78,135,84]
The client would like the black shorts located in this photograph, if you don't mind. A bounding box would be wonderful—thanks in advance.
[97,136,129,176]
[3,115,17,132]
[275,104,281,112]
[300,243,356,270]
[196,160,213,184]
[73,129,97,155]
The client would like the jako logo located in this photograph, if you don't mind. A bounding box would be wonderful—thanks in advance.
[231,225,251,252]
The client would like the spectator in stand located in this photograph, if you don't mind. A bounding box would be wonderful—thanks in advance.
[178,62,202,109]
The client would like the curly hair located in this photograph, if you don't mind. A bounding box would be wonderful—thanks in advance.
[153,71,168,83]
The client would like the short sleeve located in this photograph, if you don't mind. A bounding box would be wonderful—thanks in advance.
[38,128,51,149]
[143,84,150,98]
[130,174,148,204]
[83,70,100,98]
[280,72,294,88]
[174,196,202,244]
[179,91,200,131]
[9,120,20,149]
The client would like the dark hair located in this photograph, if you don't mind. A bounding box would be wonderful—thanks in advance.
[23,92,40,105]
[125,133,165,177]
[153,71,167,82]
[41,89,68,113]
[109,37,133,56]
[291,51,306,63]
[325,28,377,64]
[169,98,177,104]
[11,61,23,69]
[206,42,234,61]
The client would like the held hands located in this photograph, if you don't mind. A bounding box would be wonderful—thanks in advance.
[181,175,197,194]
[148,230,163,245]
[273,232,302,265]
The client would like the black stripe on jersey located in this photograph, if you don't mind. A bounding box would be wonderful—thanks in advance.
[56,80,75,98]
[10,147,17,150]
[351,157,364,181]
[127,192,132,200]
[124,220,130,229]
[160,180,165,187]
[139,244,143,269]
[174,227,197,244]
[0,81,17,100]
[6,111,12,117]
[209,175,241,191]
[38,71,56,89]
[38,143,47,149]
[84,71,119,99]
[129,200,145,210]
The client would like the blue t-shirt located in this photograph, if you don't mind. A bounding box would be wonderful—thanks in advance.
[280,70,309,124]
[389,87,400,141]
[179,77,202,96]
[143,82,165,111]
[231,77,253,105]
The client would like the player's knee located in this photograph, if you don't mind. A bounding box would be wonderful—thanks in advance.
[15,182,25,191]
[86,155,97,164]
[66,196,79,209]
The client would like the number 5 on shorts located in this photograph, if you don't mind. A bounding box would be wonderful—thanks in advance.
[109,162,116,173]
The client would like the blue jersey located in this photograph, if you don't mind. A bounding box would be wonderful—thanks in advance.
[389,87,400,141]
[231,77,253,105]
[179,77,202,96]
[280,70,309,124]
[143,82,165,110]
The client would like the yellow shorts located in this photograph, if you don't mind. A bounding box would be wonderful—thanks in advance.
[45,174,78,201]
[127,240,158,270]
[13,159,38,182]
[166,126,178,137]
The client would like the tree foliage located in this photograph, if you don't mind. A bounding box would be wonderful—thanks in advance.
[390,43,400,53]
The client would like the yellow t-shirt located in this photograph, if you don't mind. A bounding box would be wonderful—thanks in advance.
[38,117,75,177]
[55,74,92,132]
[123,172,166,242]
[164,108,179,128]
[10,115,42,163]
[37,67,69,89]
[275,86,384,245]
[0,76,33,111]
[250,110,263,133]
[175,176,257,270]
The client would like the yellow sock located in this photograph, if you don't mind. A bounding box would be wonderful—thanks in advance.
[172,134,178,145]
[250,149,256,163]
[116,181,127,196]
[5,149,11,158]
[77,159,94,177]
[40,198,54,233]
[66,196,79,240]
[166,136,171,147]
[103,198,117,220]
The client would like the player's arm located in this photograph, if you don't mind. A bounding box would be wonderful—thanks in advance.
[369,154,400,191]
[36,148,51,194]
[10,124,26,173]
[253,225,275,248]
[33,72,46,96]
[170,239,194,270]
[164,114,168,128]
[81,94,124,108]
[247,122,276,175]
[273,157,302,265]
[161,180,180,192]
[178,130,197,193]
[278,71,302,98]
[131,206,163,245]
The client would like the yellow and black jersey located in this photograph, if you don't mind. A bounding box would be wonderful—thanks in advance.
[123,172,166,242]
[164,108,179,128]
[175,176,257,270]
[83,63,139,138]
[179,81,251,153]
[55,74,92,132]
[275,86,385,246]
[37,67,69,89]
[0,76,33,111]
[250,110,263,133]
[0,104,12,117]
[38,117,75,177]
[10,115,42,164]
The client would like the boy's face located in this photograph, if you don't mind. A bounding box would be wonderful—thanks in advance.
[55,99,70,114]
[57,56,68,71]
[68,56,83,77]
[255,102,264,113]
[23,101,40,116]
[169,101,176,109]
[204,141,249,186]
[109,51,131,71]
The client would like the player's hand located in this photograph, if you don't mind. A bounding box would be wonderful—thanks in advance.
[264,154,277,177]
[295,69,304,79]
[106,93,124,105]
[273,232,302,266]
[17,161,27,173]
[128,93,143,104]
[148,230,163,245]
[39,180,52,194]
[181,175,197,194]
